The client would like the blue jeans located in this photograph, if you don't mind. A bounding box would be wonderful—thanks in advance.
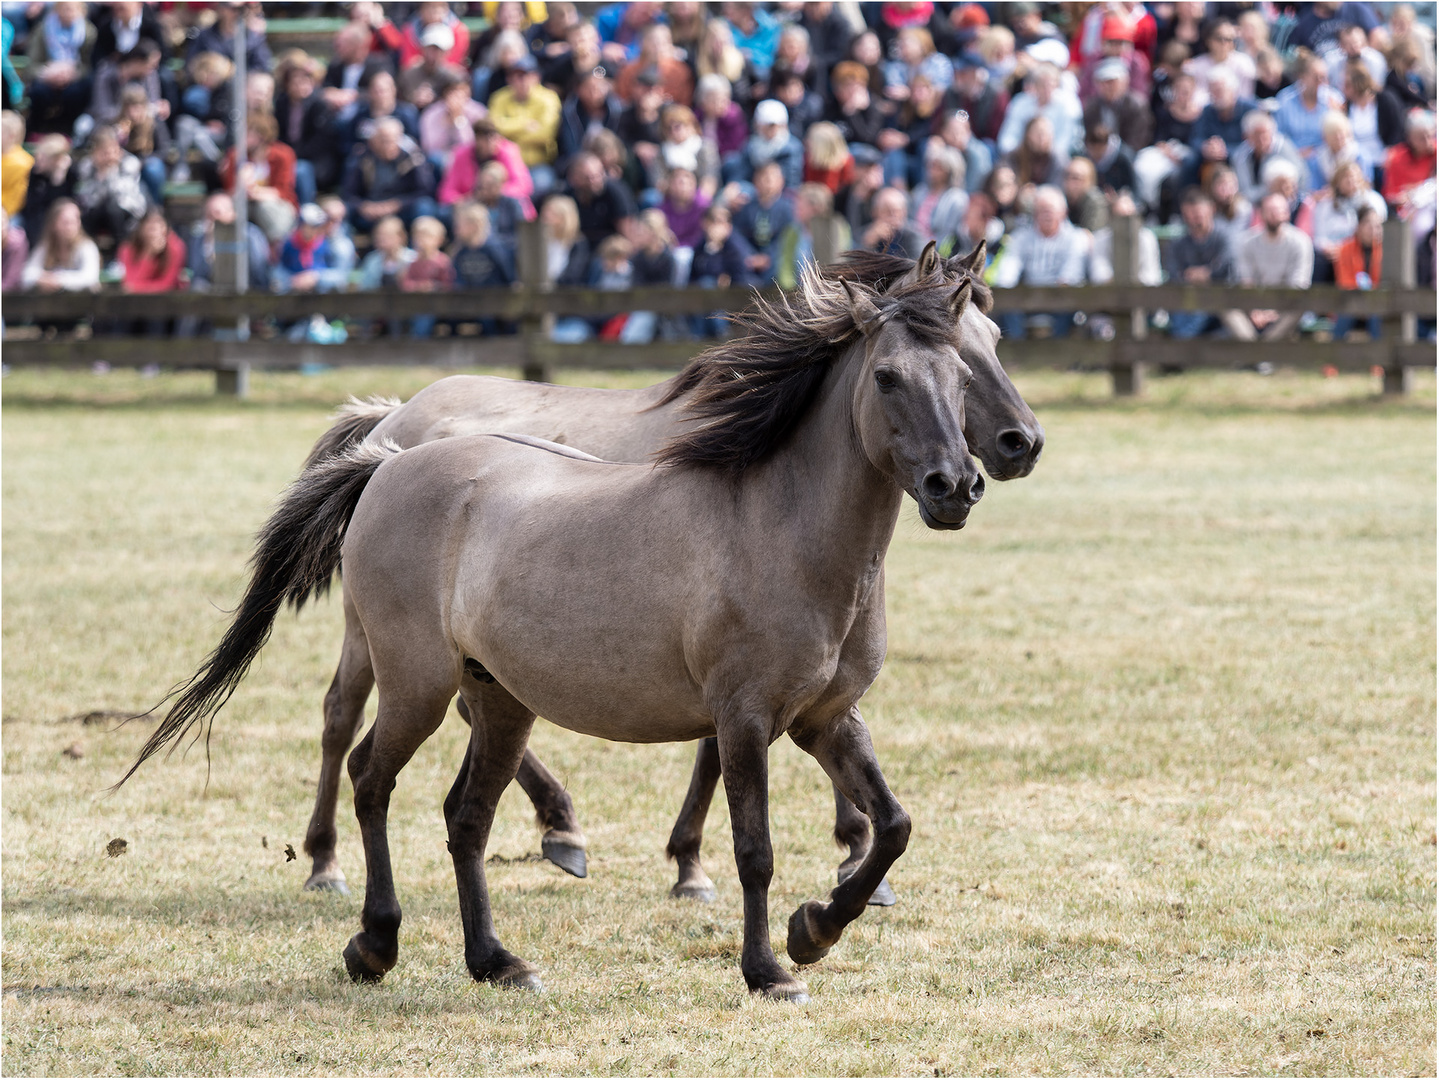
[293,158,317,206]
[999,311,1076,340]
[1332,315,1381,339]
[1167,311,1219,339]
[140,155,167,205]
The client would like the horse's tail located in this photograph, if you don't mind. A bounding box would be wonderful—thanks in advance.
[114,440,404,790]
[301,395,402,470]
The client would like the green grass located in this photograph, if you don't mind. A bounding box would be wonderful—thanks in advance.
[3,365,1435,1076]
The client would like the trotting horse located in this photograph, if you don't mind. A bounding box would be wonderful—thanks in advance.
[124,267,990,1001]
[295,243,1043,905]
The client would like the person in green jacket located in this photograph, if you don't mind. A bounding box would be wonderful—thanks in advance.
[774,181,851,289]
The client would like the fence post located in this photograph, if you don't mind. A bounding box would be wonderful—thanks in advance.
[1381,217,1416,395]
[1109,213,1145,396]
[211,220,250,398]
[516,218,552,382]
[811,213,845,268]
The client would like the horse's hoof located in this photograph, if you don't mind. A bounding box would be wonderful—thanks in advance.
[786,901,833,966]
[838,866,898,907]
[540,835,588,879]
[342,937,389,984]
[305,873,350,895]
[759,977,810,1004]
[478,960,544,992]
[670,880,717,903]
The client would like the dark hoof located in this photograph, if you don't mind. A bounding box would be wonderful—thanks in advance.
[474,959,544,992]
[786,901,833,966]
[342,937,391,984]
[758,977,810,1004]
[541,835,587,878]
[305,874,350,896]
[838,865,898,907]
[670,880,717,903]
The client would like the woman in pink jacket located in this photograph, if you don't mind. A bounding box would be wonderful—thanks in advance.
[437,117,535,218]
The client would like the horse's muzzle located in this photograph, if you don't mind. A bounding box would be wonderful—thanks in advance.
[915,468,985,530]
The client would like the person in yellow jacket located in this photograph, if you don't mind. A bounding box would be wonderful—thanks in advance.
[488,53,561,194]
[1,110,33,218]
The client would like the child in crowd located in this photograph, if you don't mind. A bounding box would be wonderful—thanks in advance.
[358,214,416,290]
[401,215,455,337]
[450,200,512,289]
[276,202,336,294]
[690,202,755,337]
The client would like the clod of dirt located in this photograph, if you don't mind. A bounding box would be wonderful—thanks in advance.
[66,710,142,727]
[62,742,84,759]
[105,838,128,858]
[261,836,268,849]
[284,844,297,862]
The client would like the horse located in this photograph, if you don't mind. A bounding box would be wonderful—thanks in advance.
[294,243,1043,907]
[123,265,989,1002]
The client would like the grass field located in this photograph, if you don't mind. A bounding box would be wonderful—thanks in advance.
[2,364,1435,1076]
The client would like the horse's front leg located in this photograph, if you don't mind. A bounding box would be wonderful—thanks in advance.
[786,706,911,966]
[715,716,810,1002]
[665,736,721,902]
[834,784,898,906]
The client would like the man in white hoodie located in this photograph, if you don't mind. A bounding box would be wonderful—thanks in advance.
[991,185,1089,339]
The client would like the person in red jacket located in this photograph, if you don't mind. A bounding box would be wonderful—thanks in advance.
[219,112,299,243]
[1382,111,1436,215]
[119,208,186,292]
[1332,205,1383,340]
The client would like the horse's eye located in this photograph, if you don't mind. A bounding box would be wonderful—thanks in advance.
[875,370,897,391]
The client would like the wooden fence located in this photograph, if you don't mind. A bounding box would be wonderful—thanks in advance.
[3,217,1433,397]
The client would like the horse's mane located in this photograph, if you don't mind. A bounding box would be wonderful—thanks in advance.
[829,249,994,313]
[653,259,970,474]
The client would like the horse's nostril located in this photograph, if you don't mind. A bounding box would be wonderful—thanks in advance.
[922,471,954,500]
[968,473,986,502]
[998,429,1031,460]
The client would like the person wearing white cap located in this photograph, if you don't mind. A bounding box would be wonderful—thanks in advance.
[398,22,466,111]
[738,99,804,188]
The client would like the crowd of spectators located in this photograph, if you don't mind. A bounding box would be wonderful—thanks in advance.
[0,0,1434,343]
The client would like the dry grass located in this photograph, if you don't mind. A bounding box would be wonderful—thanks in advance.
[2,365,1435,1076]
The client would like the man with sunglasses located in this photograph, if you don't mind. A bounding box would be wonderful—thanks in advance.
[1184,19,1256,102]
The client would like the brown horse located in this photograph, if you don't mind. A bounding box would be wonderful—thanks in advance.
[295,243,1043,906]
[125,266,990,1001]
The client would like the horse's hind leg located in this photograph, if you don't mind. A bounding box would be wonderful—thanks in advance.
[342,677,453,983]
[785,707,911,968]
[834,784,897,907]
[447,680,541,989]
[665,737,720,902]
[455,698,587,878]
[304,588,373,894]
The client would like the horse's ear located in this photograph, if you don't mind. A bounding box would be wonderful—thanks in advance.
[895,240,941,289]
[842,279,885,336]
[947,241,986,277]
[949,279,973,321]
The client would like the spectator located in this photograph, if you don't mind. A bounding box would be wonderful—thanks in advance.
[25,1,96,135]
[450,201,512,289]
[188,2,272,73]
[543,21,603,101]
[616,24,693,107]
[691,203,755,289]
[539,194,588,286]
[1207,163,1253,250]
[1304,159,1387,282]
[1253,45,1291,102]
[997,63,1082,162]
[584,127,641,194]
[617,68,666,190]
[89,38,174,134]
[1332,204,1384,339]
[985,163,1023,231]
[323,22,393,118]
[1274,52,1346,186]
[390,1,470,71]
[342,117,438,234]
[886,74,944,187]
[438,118,534,218]
[563,150,635,246]
[268,57,336,206]
[1087,191,1162,323]
[590,233,633,290]
[357,214,416,291]
[1062,156,1108,232]
[1232,109,1310,206]
[489,53,561,194]
[1324,22,1388,95]
[771,24,821,94]
[883,27,953,103]
[1007,115,1064,194]
[1316,111,1373,186]
[774,182,849,289]
[861,186,925,258]
[695,73,749,168]
[1076,15,1153,101]
[944,189,1002,259]
[186,191,270,293]
[398,22,467,111]
[910,143,968,242]
[472,30,530,105]
[1083,59,1154,153]
[1382,111,1436,214]
[1084,123,1138,202]
[419,74,487,175]
[275,202,339,294]
[825,61,886,150]
[837,143,885,237]
[1385,35,1432,112]
[471,161,526,252]
[1134,71,1202,218]
[734,99,803,188]
[694,19,756,110]
[342,71,421,162]
[975,26,1018,94]
[219,113,299,245]
[935,110,993,196]
[557,63,622,175]
[803,121,854,195]
[769,69,823,142]
[1163,187,1236,339]
[71,126,148,245]
[1186,68,1250,185]
[1226,191,1315,341]
[1342,64,1406,180]
[729,159,793,281]
[172,52,232,180]
[659,166,709,249]
[1184,18,1256,100]
[659,105,719,199]
[631,206,677,286]
[2,206,28,292]
[21,197,99,291]
[400,215,454,336]
[118,207,184,296]
[113,84,168,206]
[990,185,1088,340]
[1257,156,1305,224]
[800,1,857,80]
[320,195,357,282]
[945,52,1009,145]
[2,109,31,217]
[1289,2,1381,57]
[92,1,166,68]
[722,2,782,80]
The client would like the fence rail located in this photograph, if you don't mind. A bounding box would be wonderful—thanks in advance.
[3,217,1432,396]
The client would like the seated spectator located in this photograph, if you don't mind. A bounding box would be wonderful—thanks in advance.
[118,208,184,292]
[420,74,487,175]
[389,1,470,71]
[471,30,529,105]
[985,163,1023,232]
[1332,204,1384,339]
[71,126,148,245]
[1186,68,1251,186]
[186,192,270,293]
[323,22,394,119]
[275,54,340,200]
[1382,111,1436,215]
[89,38,173,134]
[558,63,623,175]
[722,2,781,81]
[92,1,167,69]
[1078,15,1152,101]
[2,109,32,217]
[691,203,755,290]
[1,207,28,292]
[275,203,339,294]
[803,121,854,195]
[25,1,96,135]
[1007,115,1065,195]
[1224,191,1315,341]
[585,127,644,195]
[1316,111,1374,187]
[772,24,821,94]
[695,73,749,168]
[543,21,603,102]
[1256,156,1305,224]
[220,113,299,245]
[1385,35,1432,112]
[1304,160,1388,282]
[1274,52,1346,187]
[398,22,467,111]
[1163,187,1237,339]
[489,54,561,194]
[883,27,953,103]
[935,110,993,196]
[401,215,454,336]
[770,69,824,142]
[910,143,968,242]
[695,19,756,112]
[884,73,944,187]
[1084,124,1138,203]
[342,117,437,234]
[799,1,857,82]
[825,61,886,150]
[22,198,99,291]
[539,194,589,286]
[450,201,513,288]
[1184,18,1255,100]
[945,52,1009,145]
[837,143,885,237]
[616,24,693,107]
[617,69,666,190]
[1232,109,1310,206]
[774,182,849,289]
[1343,64,1406,181]
[729,159,794,281]
[563,150,635,247]
[990,185,1088,340]
[1252,45,1290,102]
[1062,156,1108,232]
[469,161,526,253]
[1324,23,1387,96]
[320,196,358,283]
[438,117,534,218]
[357,214,416,290]
[659,166,709,249]
[172,52,232,180]
[187,2,272,75]
[943,189,1001,260]
[114,85,169,205]
[659,105,719,200]
[1083,59,1154,153]
[861,186,925,258]
[591,233,633,290]
[997,63,1082,161]
[732,99,803,188]
[342,72,422,163]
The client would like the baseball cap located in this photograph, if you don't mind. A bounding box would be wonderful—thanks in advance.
[1101,16,1135,42]
[419,22,454,51]
[754,99,789,127]
[507,52,538,74]
[299,203,328,227]
[851,144,883,167]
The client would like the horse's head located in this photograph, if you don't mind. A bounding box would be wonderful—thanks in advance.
[841,275,984,531]
[886,242,1045,482]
